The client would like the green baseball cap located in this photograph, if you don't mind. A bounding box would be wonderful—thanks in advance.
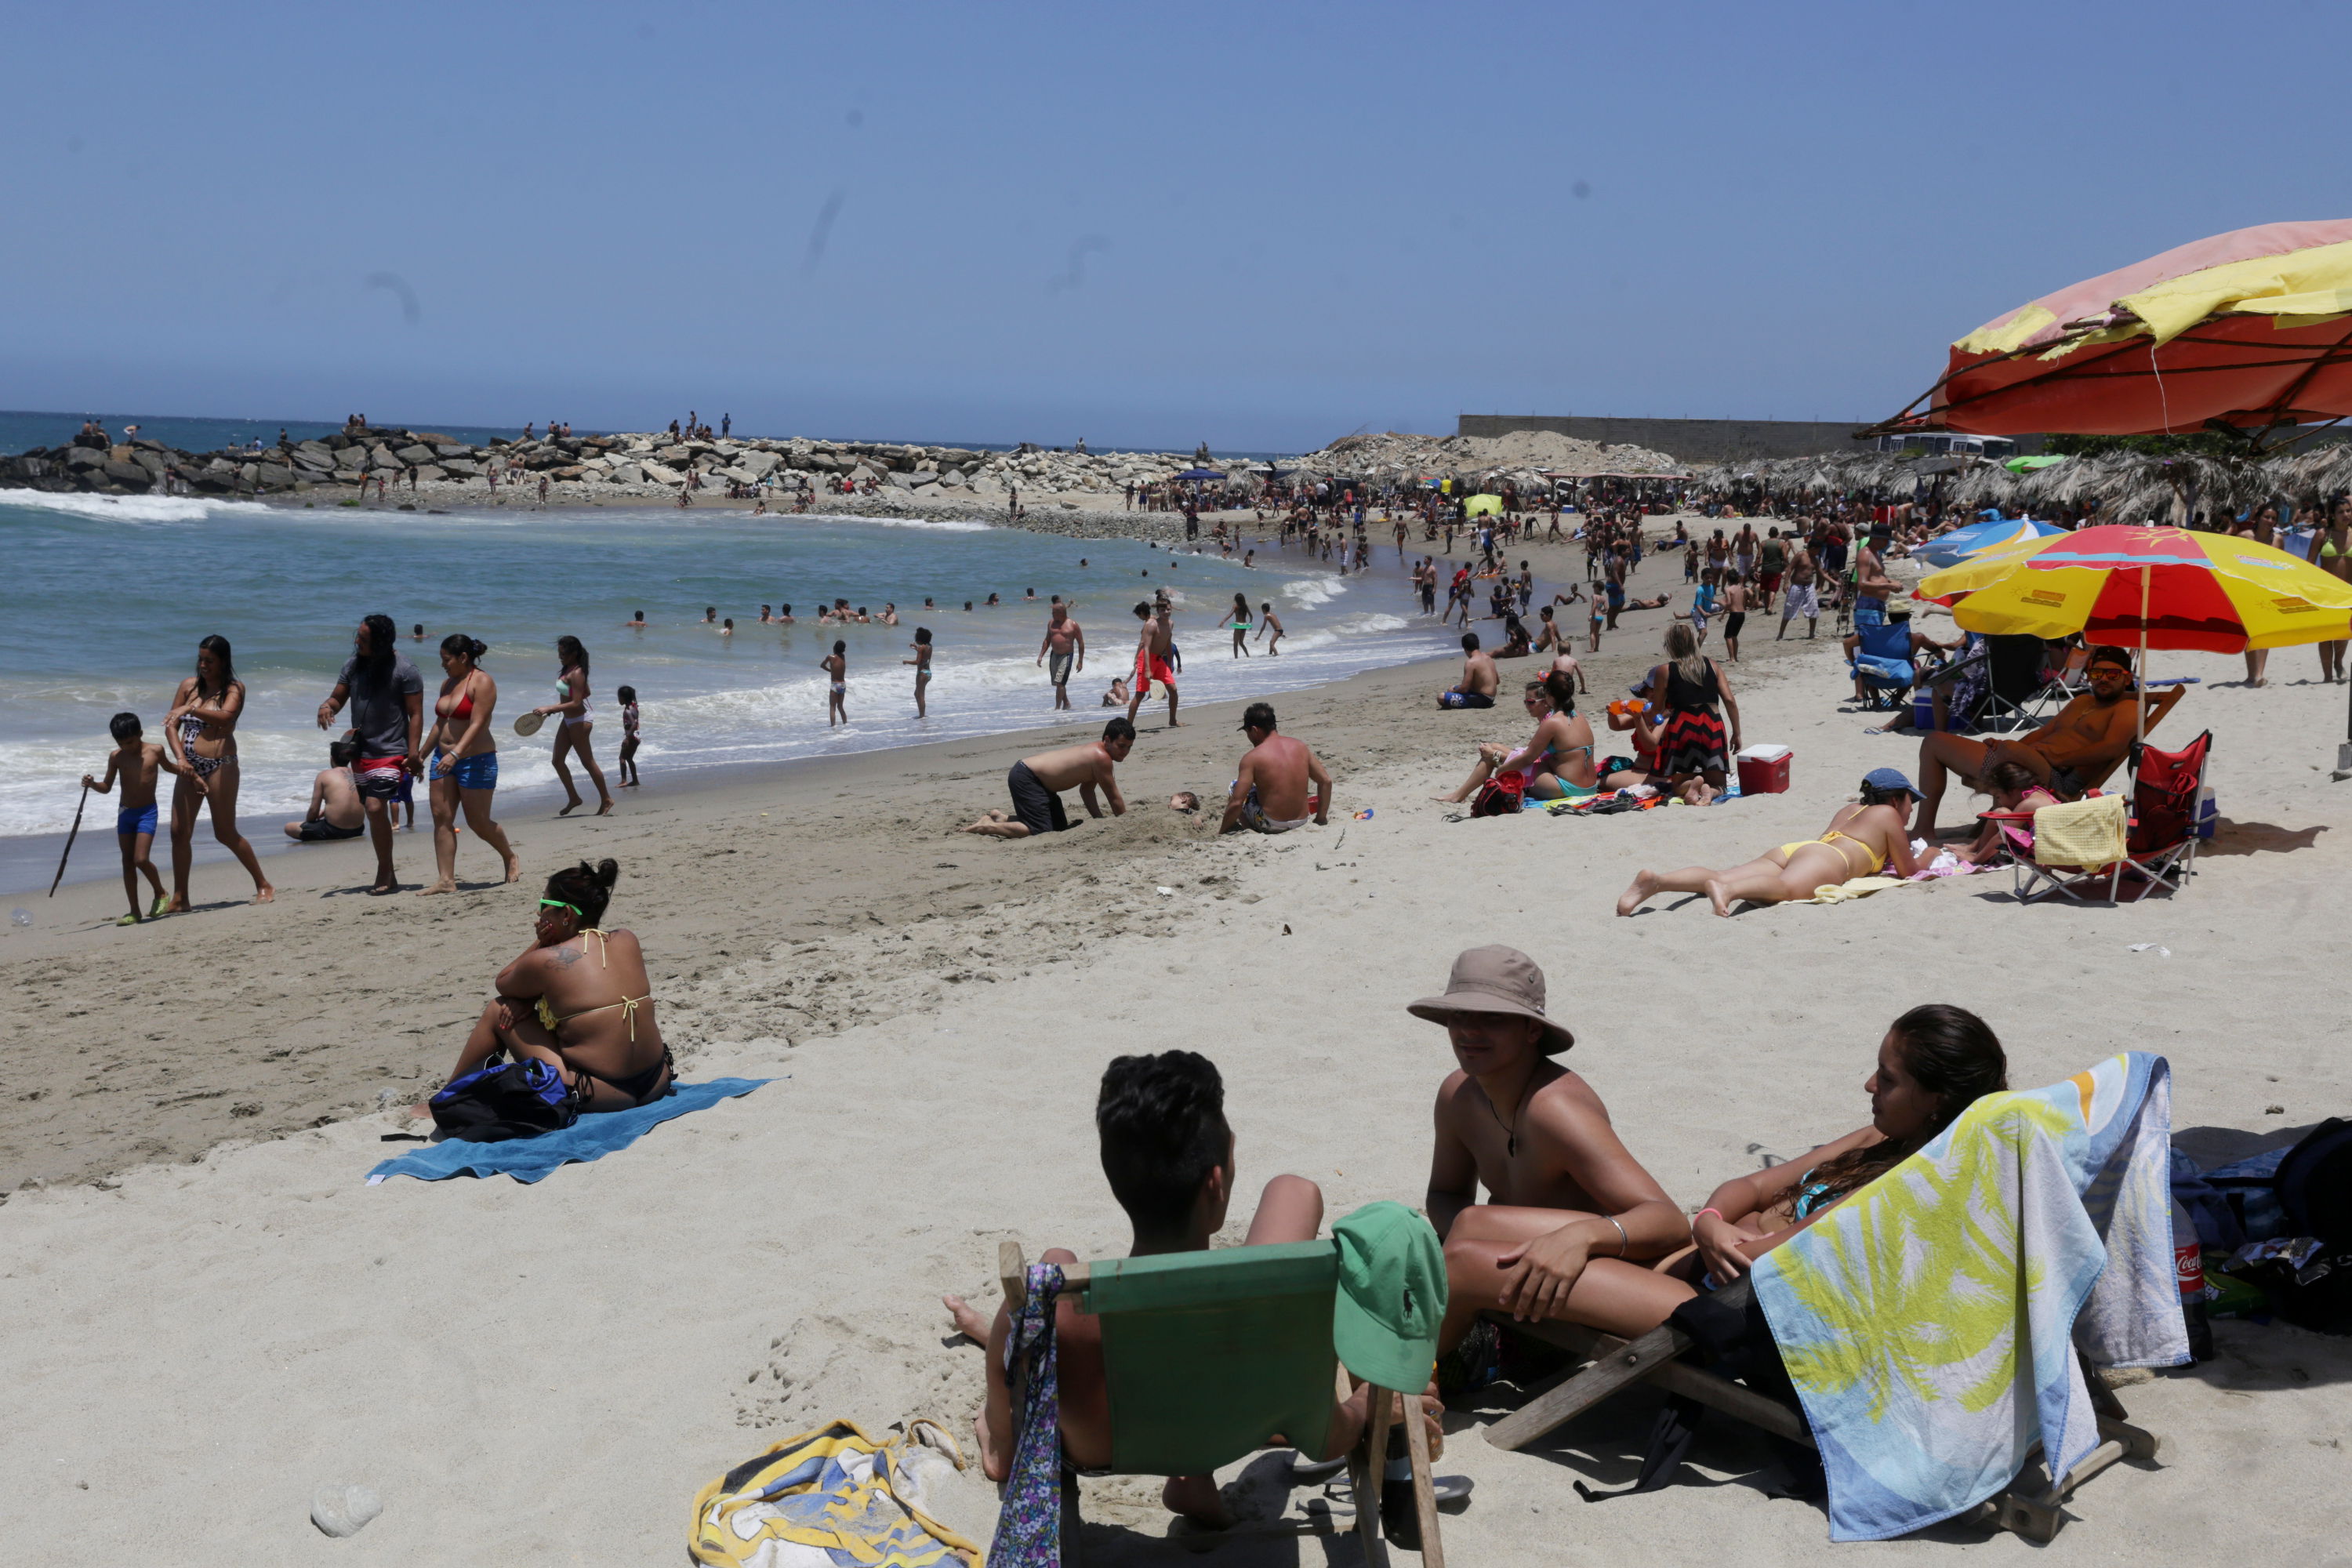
[1331,1201,1447,1392]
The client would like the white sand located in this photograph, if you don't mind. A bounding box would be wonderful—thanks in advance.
[3,604,2349,1562]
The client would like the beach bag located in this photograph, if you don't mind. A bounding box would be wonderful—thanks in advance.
[689,1418,978,1568]
[429,1056,579,1143]
[2205,1120,2352,1334]
[1470,771,1526,818]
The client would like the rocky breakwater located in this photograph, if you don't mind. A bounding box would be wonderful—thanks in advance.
[0,424,1216,510]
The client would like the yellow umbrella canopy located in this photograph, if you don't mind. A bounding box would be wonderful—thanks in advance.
[1462,493,1506,517]
[1915,524,2352,651]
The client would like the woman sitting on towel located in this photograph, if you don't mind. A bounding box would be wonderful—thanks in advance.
[439,858,673,1110]
[1615,768,1921,917]
[1667,1004,2007,1284]
[1433,671,1599,804]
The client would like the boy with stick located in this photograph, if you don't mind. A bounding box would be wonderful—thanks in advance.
[82,712,181,924]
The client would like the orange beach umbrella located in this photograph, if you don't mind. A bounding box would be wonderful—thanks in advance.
[1871,220,2352,439]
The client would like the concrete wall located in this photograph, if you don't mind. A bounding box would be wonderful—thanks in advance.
[1457,414,1868,464]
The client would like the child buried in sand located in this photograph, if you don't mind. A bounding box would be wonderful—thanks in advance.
[941,1051,1440,1529]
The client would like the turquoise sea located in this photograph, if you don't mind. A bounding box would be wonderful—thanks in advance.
[0,488,1452,892]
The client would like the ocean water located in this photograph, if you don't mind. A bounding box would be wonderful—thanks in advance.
[0,491,1452,891]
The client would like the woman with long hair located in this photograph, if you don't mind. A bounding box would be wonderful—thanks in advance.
[2318,495,2350,684]
[531,635,613,815]
[1641,622,1741,804]
[1617,768,1922,916]
[419,634,521,893]
[1433,671,1599,803]
[437,858,672,1110]
[163,634,275,908]
[1668,1004,2009,1285]
[1229,592,1252,657]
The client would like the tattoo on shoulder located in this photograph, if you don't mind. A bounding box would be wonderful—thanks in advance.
[551,946,582,966]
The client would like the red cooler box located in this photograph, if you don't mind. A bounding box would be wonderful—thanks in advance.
[1736,744,1791,795]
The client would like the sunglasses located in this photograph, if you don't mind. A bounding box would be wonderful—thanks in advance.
[537,898,583,918]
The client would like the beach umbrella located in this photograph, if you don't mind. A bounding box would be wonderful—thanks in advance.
[1463,493,1505,517]
[1868,220,2352,441]
[1918,523,2352,739]
[1173,466,1224,481]
[1914,516,2067,571]
[2003,454,2070,474]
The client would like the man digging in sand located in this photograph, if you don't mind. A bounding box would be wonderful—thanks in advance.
[1414,946,1693,1376]
[1215,701,1331,834]
[941,1051,1439,1529]
[963,718,1134,838]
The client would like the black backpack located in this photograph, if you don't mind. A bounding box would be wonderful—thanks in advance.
[2240,1118,2352,1335]
[429,1057,579,1143]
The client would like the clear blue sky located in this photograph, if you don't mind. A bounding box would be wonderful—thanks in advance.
[5,0,2347,452]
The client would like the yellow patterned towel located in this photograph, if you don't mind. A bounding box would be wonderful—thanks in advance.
[2031,793,2127,866]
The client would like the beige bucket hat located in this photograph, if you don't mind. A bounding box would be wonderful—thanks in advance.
[1406,944,1575,1054]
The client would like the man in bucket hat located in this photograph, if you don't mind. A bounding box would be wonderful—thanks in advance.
[1414,946,1692,1374]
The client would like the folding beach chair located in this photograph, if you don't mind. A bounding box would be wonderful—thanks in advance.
[1977,730,2209,904]
[1911,633,2042,735]
[1846,619,1916,712]
[1477,1053,2179,1546]
[1479,1279,2158,1544]
[996,1240,1447,1564]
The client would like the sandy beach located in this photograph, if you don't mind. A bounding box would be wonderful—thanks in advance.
[4,537,2349,1564]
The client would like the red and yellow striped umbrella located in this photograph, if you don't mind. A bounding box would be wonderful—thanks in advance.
[1915,524,2352,651]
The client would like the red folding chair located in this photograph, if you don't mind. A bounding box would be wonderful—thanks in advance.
[2121,729,2211,894]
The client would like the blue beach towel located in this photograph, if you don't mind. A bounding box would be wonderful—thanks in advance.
[367,1077,771,1184]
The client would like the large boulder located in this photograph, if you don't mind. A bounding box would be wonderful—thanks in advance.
[394,444,436,465]
[609,462,645,485]
[638,460,683,485]
[255,463,297,490]
[438,458,481,477]
[736,449,780,477]
[132,449,169,478]
[64,445,107,470]
[434,443,474,459]
[412,464,447,482]
[102,459,153,488]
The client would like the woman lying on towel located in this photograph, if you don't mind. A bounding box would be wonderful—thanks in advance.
[438,857,673,1112]
[1615,768,1922,917]
[1665,1004,2008,1285]
[1432,672,1599,804]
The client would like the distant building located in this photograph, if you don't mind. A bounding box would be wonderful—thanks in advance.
[1867,431,2020,459]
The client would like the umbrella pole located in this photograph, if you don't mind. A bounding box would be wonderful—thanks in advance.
[2138,564,2151,746]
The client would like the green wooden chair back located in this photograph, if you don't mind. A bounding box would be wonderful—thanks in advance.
[1077,1240,1339,1477]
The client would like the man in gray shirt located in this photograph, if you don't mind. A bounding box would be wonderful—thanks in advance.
[316,612,423,893]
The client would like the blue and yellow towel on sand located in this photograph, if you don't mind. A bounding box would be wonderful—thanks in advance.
[1753,1052,2185,1541]
[691,1418,981,1567]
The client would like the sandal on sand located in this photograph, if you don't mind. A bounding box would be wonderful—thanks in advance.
[117,913,140,926]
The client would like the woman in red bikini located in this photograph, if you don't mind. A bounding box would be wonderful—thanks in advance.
[418,633,520,895]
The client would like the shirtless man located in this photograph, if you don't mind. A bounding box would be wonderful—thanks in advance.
[1414,946,1691,1357]
[1853,527,1896,630]
[940,1051,1436,1527]
[1217,702,1331,835]
[1438,632,1499,709]
[1125,602,1180,728]
[1037,600,1084,710]
[1778,540,1820,640]
[1914,644,2184,837]
[962,718,1134,838]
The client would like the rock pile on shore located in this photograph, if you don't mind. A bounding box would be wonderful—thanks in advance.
[1293,428,1681,481]
[0,424,1214,503]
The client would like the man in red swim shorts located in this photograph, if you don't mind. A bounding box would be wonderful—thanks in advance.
[1125,601,1181,728]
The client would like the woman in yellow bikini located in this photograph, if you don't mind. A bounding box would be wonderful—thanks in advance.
[437,858,673,1110]
[1616,768,1921,917]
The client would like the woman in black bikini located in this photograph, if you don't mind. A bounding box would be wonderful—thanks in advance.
[162,634,275,909]
[437,858,672,1110]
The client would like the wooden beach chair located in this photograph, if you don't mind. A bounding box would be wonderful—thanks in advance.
[998,1239,1447,1564]
[1479,1277,2158,1543]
